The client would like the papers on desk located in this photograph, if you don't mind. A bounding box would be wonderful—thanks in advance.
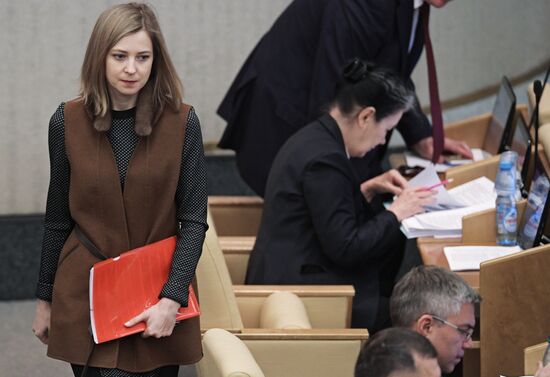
[444,245,522,271]
[404,148,490,173]
[406,163,495,211]
[407,163,461,210]
[400,165,496,238]
[401,201,495,238]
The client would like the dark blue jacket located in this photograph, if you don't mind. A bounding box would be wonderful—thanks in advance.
[218,0,432,195]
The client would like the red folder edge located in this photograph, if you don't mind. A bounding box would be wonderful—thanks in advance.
[89,236,200,344]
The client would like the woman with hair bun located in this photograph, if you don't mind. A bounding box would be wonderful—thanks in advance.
[32,3,207,376]
[246,59,435,332]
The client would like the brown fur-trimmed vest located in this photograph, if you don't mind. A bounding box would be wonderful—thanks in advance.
[47,98,202,371]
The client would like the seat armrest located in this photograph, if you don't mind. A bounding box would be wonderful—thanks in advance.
[234,285,355,329]
[240,329,368,377]
[200,328,265,377]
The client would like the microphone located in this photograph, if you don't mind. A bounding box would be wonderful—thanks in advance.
[534,80,543,103]
[528,64,550,131]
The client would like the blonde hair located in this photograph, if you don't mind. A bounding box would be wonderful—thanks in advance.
[80,2,183,118]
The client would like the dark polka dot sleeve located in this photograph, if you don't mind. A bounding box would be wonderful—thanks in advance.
[36,103,75,301]
[160,108,208,307]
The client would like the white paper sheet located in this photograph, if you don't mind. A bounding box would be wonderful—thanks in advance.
[397,166,496,239]
[406,201,494,231]
[407,164,464,210]
[400,197,495,239]
[472,148,491,161]
[404,148,489,173]
[444,245,522,271]
[447,176,496,207]
[404,151,450,172]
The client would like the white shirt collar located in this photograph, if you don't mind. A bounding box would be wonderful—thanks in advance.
[414,0,424,9]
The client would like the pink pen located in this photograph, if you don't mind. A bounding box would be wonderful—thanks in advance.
[422,178,454,191]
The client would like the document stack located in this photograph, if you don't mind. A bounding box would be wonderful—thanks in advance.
[400,165,496,239]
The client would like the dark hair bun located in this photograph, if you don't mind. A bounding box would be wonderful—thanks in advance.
[343,58,375,84]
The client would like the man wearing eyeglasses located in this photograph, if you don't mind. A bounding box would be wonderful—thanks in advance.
[389,265,480,375]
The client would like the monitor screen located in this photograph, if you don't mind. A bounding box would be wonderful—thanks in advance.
[511,111,533,193]
[482,76,517,155]
[510,112,531,167]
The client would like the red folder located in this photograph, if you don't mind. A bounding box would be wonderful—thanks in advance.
[89,236,200,344]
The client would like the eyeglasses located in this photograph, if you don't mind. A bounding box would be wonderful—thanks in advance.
[431,315,474,341]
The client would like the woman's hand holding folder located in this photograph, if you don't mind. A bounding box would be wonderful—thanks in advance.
[124,297,181,338]
[32,299,51,344]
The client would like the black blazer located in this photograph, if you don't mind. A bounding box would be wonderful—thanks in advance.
[246,114,406,330]
[218,0,432,195]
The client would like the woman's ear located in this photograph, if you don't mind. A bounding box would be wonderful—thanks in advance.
[357,106,375,129]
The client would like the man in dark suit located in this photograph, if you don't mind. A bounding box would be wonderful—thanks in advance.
[218,0,470,196]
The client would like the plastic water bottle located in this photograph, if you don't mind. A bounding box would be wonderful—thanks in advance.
[518,175,550,249]
[543,336,550,366]
[495,151,518,193]
[495,153,518,246]
[496,193,517,245]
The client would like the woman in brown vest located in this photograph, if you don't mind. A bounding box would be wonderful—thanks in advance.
[32,3,207,376]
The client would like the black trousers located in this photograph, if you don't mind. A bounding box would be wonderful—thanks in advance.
[71,364,179,377]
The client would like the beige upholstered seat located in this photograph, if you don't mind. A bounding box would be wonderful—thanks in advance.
[195,209,369,377]
[538,122,550,164]
[199,328,265,377]
[528,82,550,125]
[198,209,355,329]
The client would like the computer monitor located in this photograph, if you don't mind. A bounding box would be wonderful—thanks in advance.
[482,76,517,155]
[509,111,533,193]
[510,112,531,167]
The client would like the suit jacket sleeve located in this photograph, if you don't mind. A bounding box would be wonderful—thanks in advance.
[308,0,432,146]
[307,0,396,119]
[302,152,401,269]
[397,87,432,147]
